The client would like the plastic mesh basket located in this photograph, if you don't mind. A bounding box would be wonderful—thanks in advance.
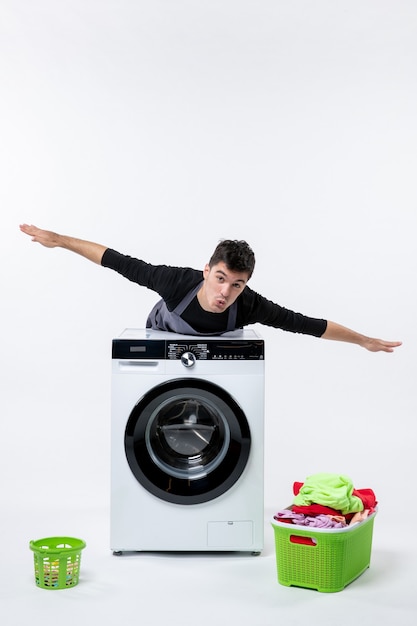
[271,512,376,593]
[29,536,86,590]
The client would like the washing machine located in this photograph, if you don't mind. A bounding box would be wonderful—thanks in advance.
[110,328,265,554]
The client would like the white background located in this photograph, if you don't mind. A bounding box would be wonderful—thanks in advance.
[1,1,416,624]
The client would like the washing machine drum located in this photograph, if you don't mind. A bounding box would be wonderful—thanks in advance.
[125,378,251,504]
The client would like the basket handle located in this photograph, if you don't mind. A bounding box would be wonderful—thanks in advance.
[290,534,317,546]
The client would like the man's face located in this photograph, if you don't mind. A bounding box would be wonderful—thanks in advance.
[197,262,249,313]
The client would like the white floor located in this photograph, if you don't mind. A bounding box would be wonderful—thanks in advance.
[2,498,416,626]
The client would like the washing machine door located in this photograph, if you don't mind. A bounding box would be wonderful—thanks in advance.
[125,378,251,504]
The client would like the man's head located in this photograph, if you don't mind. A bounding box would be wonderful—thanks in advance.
[197,240,255,314]
[208,239,255,278]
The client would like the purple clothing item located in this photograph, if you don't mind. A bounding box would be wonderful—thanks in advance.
[274,510,305,524]
[304,515,346,529]
[274,509,346,529]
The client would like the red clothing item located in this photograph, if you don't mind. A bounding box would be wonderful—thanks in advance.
[352,488,377,510]
[291,503,344,517]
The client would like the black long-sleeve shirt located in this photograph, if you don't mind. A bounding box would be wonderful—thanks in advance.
[102,249,327,337]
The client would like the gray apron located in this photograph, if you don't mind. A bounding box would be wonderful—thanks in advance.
[146,281,238,335]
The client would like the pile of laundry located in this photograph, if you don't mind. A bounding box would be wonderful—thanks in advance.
[274,472,377,529]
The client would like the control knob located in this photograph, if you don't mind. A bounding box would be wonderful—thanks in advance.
[181,351,196,368]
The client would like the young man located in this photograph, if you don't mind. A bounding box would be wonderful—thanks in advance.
[19,223,401,352]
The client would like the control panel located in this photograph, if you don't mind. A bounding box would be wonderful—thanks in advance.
[112,338,264,360]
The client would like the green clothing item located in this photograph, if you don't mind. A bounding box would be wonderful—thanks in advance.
[293,473,364,515]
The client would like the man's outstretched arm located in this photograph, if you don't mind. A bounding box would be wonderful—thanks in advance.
[20,224,107,265]
[322,320,402,353]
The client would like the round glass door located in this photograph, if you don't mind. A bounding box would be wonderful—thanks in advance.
[125,378,251,504]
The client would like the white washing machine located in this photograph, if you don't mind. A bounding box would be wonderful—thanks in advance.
[110,328,265,554]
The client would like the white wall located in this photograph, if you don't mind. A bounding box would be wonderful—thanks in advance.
[1,1,415,522]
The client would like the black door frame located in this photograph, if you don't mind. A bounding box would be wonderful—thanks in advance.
[124,378,251,505]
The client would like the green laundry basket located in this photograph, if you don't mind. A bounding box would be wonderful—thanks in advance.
[29,536,86,590]
[271,511,376,592]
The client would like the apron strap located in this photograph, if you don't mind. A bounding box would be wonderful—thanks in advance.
[173,281,204,315]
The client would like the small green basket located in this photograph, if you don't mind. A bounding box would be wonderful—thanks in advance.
[29,536,86,590]
[271,511,376,593]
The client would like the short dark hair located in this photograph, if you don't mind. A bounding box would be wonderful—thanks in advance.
[209,240,255,278]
